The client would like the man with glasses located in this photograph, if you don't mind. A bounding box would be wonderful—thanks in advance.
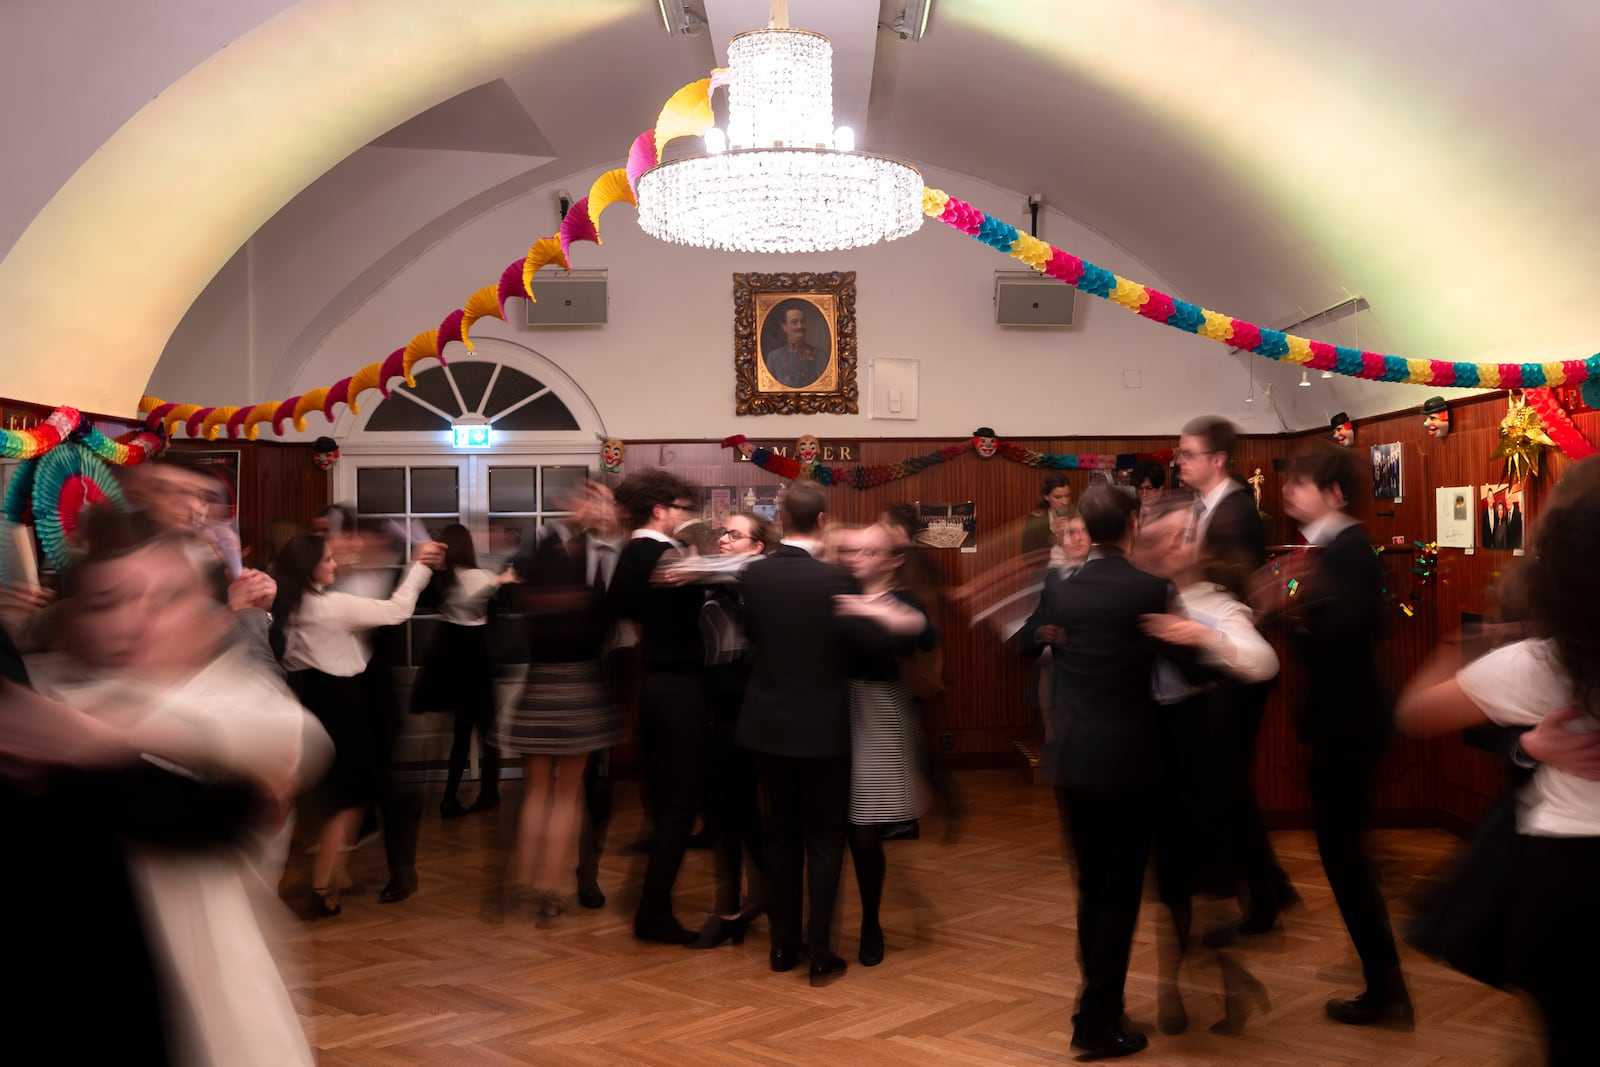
[607,469,710,944]
[1175,416,1292,949]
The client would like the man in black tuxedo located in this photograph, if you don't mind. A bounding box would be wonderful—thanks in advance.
[1024,485,1169,1059]
[1176,415,1292,945]
[736,480,858,985]
[607,469,709,945]
[1279,444,1411,1026]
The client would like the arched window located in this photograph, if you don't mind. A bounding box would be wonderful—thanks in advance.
[363,361,581,433]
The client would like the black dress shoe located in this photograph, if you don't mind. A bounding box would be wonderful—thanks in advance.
[439,798,469,819]
[1069,1027,1148,1060]
[634,915,698,945]
[468,793,501,813]
[809,951,848,987]
[691,913,754,949]
[858,925,885,967]
[881,819,921,841]
[576,883,606,910]
[378,873,418,904]
[770,947,804,973]
[307,889,342,919]
[1325,988,1414,1029]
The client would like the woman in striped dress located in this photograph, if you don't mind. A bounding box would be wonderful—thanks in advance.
[832,523,938,968]
[498,483,623,917]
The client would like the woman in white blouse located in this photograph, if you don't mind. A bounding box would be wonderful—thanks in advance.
[271,532,443,917]
[1397,456,1600,1066]
[413,523,513,817]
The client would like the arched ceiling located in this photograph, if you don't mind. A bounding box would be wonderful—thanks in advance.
[6,0,1600,423]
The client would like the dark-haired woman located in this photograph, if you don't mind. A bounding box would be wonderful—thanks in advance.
[1398,456,1600,1065]
[272,533,443,916]
[413,523,512,818]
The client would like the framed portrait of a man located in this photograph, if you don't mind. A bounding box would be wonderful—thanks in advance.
[733,271,858,415]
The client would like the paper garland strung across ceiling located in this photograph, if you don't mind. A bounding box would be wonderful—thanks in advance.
[141,73,1600,437]
[920,189,1600,390]
[0,406,164,465]
[719,434,1172,489]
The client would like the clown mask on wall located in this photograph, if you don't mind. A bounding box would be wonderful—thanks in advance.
[312,436,340,471]
[795,435,820,463]
[600,438,625,474]
[1330,412,1355,447]
[972,426,999,459]
[1422,396,1451,440]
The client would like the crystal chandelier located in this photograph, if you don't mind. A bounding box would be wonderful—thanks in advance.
[636,18,923,254]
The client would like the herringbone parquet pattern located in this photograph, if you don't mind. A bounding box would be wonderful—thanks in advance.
[281,771,1542,1065]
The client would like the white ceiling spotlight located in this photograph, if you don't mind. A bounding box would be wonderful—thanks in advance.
[891,0,934,41]
[1299,369,1312,388]
[658,0,706,37]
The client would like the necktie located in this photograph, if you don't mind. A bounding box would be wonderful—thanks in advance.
[590,543,611,595]
[1187,497,1206,544]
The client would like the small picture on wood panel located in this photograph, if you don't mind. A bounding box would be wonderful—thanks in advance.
[915,501,977,550]
[1435,486,1476,550]
[1370,442,1403,499]
[1479,480,1526,552]
[703,485,782,526]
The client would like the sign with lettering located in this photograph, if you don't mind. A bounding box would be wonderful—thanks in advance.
[736,440,860,463]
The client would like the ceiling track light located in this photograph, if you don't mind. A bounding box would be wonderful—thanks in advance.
[1299,370,1312,387]
[658,0,706,36]
[891,0,934,40]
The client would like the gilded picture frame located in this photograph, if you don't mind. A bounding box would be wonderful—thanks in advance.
[734,271,859,415]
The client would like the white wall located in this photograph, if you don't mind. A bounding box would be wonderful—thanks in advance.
[185,161,1292,443]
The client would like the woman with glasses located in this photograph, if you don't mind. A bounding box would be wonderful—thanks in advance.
[690,511,778,948]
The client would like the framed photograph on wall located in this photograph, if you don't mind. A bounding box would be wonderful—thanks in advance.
[1478,480,1527,553]
[1435,486,1476,549]
[1370,441,1403,499]
[733,271,858,415]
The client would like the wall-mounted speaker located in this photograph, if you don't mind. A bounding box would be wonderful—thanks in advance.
[525,270,608,326]
[995,271,1075,327]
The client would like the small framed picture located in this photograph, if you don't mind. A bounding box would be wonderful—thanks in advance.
[1478,480,1527,553]
[1435,486,1476,549]
[1370,442,1403,499]
[733,271,858,415]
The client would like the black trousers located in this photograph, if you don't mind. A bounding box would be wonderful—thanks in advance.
[1308,737,1399,982]
[703,663,763,914]
[576,748,612,890]
[1211,681,1286,910]
[757,752,849,957]
[1057,786,1157,1039]
[1508,833,1600,1067]
[636,671,708,922]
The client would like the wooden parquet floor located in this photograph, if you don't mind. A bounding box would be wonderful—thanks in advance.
[280,771,1542,1065]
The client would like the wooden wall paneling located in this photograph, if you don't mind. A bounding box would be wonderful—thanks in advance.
[170,440,330,569]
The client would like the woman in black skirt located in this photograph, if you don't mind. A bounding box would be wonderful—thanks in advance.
[413,524,512,817]
[272,533,443,917]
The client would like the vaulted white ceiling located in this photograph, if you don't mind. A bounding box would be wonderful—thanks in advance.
[5,0,1599,425]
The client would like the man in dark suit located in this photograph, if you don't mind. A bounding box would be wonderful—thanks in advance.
[607,469,708,945]
[1176,415,1293,945]
[736,480,859,985]
[1279,443,1411,1027]
[1022,485,1169,1059]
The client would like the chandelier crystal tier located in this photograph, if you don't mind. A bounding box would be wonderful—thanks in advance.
[636,23,923,254]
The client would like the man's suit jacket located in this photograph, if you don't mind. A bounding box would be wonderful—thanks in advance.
[1203,483,1268,594]
[1288,523,1393,743]
[1029,550,1171,791]
[736,545,859,759]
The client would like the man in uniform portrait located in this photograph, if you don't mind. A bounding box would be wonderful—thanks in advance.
[762,303,830,389]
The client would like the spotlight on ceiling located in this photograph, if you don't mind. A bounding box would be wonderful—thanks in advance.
[658,0,706,36]
[1299,370,1312,388]
[891,0,934,41]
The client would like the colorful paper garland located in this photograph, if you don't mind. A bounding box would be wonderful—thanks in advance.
[720,433,1171,490]
[0,406,163,466]
[920,188,1600,391]
[1523,387,1597,461]
[141,71,1600,438]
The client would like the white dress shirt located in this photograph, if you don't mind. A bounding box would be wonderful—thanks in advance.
[438,567,497,626]
[280,561,432,676]
[1299,510,1358,547]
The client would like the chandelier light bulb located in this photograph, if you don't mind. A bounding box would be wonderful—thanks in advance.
[832,125,854,152]
[704,127,727,154]
[1299,370,1312,388]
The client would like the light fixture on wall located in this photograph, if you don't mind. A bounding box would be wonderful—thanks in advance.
[635,3,923,254]
[657,0,706,36]
[890,0,934,40]
[451,418,491,450]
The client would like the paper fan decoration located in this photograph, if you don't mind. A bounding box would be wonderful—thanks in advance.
[30,443,129,570]
[654,79,713,156]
